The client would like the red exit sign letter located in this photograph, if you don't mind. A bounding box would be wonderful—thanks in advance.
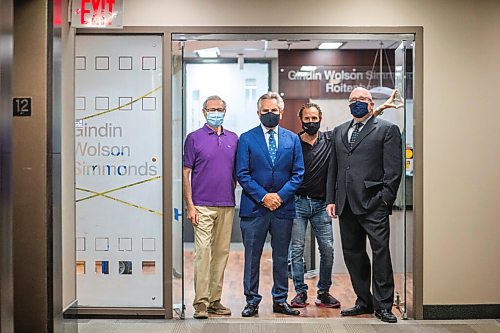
[73,0,123,28]
[81,0,115,25]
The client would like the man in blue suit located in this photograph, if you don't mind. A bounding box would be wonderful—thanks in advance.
[236,92,305,317]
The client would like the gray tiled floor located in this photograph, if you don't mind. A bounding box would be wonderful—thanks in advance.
[73,318,500,333]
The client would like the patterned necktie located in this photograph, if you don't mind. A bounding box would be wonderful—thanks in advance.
[268,130,277,164]
[349,122,363,149]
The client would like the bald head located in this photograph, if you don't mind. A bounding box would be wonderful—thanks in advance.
[349,87,372,101]
[348,87,375,120]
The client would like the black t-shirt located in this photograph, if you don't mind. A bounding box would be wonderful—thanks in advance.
[296,130,333,199]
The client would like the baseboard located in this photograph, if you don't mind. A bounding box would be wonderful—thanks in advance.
[63,306,166,319]
[423,304,500,319]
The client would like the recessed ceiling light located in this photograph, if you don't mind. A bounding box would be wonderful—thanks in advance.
[318,42,343,49]
[195,48,220,58]
[300,66,317,71]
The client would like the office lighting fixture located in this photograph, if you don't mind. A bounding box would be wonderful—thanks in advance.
[294,71,310,77]
[368,42,394,99]
[318,42,343,49]
[300,66,317,71]
[195,47,220,58]
[237,53,244,70]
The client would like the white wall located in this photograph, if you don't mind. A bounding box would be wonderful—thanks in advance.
[121,0,500,306]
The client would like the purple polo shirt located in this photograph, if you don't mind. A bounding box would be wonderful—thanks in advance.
[183,124,238,207]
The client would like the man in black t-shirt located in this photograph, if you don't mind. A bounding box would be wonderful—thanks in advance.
[289,103,341,309]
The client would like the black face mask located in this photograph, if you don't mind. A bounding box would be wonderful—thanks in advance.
[260,112,280,128]
[302,121,320,135]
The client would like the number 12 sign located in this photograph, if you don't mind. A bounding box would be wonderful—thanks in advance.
[13,98,31,117]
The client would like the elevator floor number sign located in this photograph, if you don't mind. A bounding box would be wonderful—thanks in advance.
[13,97,31,117]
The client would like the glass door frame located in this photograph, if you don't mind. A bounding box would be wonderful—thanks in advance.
[169,27,423,320]
[171,40,186,319]
[394,39,411,319]
[70,26,423,320]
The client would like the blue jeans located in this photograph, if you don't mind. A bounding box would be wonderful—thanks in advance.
[290,195,334,294]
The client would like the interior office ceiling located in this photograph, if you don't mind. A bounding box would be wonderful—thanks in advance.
[182,39,402,59]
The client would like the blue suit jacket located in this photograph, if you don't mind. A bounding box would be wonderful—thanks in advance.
[236,125,304,219]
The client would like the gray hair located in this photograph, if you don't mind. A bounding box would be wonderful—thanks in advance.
[257,92,284,111]
[203,95,227,110]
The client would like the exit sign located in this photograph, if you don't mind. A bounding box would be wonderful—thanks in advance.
[71,0,123,29]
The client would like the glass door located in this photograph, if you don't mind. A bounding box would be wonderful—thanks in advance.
[393,40,413,319]
[169,33,416,319]
[178,42,270,319]
[364,39,412,320]
[171,40,186,318]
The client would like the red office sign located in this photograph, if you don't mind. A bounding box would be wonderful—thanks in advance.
[72,0,123,28]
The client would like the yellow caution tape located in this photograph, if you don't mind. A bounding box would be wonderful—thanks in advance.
[77,175,161,202]
[76,175,162,216]
[82,85,162,120]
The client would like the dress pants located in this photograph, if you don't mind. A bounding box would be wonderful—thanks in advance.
[193,206,234,307]
[339,200,394,311]
[240,213,293,305]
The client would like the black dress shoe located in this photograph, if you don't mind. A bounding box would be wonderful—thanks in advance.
[340,304,374,316]
[241,303,259,317]
[273,302,300,316]
[375,309,397,323]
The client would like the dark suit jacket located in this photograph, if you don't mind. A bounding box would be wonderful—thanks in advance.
[236,125,304,219]
[326,116,402,216]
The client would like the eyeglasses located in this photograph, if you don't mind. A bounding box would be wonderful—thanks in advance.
[348,97,372,104]
[204,108,226,112]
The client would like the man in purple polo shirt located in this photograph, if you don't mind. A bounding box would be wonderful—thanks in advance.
[183,95,238,319]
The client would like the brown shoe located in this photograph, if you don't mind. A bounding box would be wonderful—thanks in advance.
[193,303,208,319]
[208,301,231,315]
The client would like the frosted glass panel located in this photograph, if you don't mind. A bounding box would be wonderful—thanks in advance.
[75,35,163,307]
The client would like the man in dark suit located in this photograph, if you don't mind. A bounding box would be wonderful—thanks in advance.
[236,92,304,317]
[326,87,402,323]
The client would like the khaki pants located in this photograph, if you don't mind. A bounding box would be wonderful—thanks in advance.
[193,206,234,307]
